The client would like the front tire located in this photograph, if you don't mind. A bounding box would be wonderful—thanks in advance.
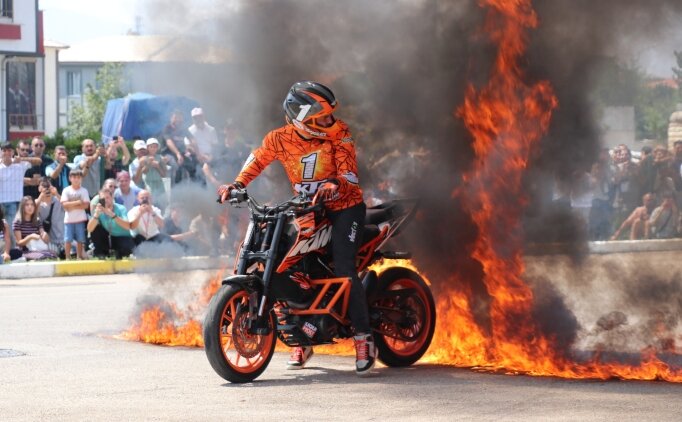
[371,267,436,367]
[203,284,276,383]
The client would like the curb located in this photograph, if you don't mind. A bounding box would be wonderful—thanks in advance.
[0,255,230,280]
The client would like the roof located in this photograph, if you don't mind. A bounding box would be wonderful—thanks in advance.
[58,35,230,64]
[43,39,69,49]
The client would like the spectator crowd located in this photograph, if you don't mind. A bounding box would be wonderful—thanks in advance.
[564,142,682,241]
[0,107,250,263]
[6,105,682,264]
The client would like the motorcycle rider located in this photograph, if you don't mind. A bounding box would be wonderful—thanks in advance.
[218,81,376,376]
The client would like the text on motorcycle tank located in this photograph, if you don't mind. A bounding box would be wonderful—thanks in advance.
[288,225,333,257]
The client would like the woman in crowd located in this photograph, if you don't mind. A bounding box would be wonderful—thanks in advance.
[12,196,57,260]
[36,177,66,258]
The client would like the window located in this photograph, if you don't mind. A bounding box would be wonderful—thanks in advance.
[7,61,36,129]
[67,71,82,96]
[0,0,12,19]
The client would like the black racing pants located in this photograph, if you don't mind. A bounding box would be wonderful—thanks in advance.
[327,202,370,334]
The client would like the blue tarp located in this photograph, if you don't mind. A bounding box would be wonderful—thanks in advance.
[101,93,200,143]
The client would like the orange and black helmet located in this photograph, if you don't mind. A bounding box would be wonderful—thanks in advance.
[283,81,342,139]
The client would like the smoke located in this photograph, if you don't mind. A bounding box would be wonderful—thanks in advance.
[526,254,682,356]
[133,0,682,357]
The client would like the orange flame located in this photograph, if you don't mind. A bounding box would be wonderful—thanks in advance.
[440,0,682,382]
[116,1,682,382]
[116,269,223,347]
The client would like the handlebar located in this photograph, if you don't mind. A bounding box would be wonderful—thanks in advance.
[217,188,324,216]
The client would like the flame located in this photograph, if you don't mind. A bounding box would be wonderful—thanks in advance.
[433,0,682,382]
[116,269,223,347]
[115,0,682,382]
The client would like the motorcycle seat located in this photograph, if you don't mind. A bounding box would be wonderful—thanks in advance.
[364,201,399,225]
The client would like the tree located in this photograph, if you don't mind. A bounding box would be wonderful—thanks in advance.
[66,62,126,140]
[635,83,679,141]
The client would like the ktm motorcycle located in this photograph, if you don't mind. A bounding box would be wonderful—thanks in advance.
[203,189,436,383]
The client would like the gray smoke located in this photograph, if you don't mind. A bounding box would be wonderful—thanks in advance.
[135,0,682,358]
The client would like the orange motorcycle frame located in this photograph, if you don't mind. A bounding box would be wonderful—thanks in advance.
[288,276,352,325]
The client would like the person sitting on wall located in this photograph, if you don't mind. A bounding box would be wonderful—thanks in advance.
[610,192,656,241]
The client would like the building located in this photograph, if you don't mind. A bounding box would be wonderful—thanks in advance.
[58,34,230,128]
[0,0,47,141]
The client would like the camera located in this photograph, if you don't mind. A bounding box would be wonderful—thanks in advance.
[141,198,149,205]
[99,198,106,207]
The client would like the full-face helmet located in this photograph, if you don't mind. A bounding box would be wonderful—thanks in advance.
[283,81,341,139]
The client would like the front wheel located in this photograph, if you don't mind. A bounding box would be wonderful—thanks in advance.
[203,284,276,383]
[371,267,436,367]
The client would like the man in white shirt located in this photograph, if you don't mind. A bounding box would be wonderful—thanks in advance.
[129,139,148,189]
[187,107,218,165]
[0,142,32,226]
[128,190,173,245]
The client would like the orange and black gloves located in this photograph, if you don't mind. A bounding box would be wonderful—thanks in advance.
[316,180,339,201]
[217,182,244,203]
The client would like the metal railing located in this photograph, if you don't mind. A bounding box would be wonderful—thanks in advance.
[9,113,39,130]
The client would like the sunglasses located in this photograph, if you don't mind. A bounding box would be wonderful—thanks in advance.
[33,144,45,147]
[19,148,29,152]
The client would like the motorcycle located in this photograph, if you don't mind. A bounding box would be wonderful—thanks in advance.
[203,188,436,383]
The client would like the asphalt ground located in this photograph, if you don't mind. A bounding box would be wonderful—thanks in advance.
[1,272,681,422]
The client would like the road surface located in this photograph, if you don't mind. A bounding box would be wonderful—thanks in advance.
[1,272,680,421]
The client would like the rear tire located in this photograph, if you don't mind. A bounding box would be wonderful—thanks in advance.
[371,267,436,367]
[203,284,276,383]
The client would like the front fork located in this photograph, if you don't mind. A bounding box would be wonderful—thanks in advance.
[245,213,286,335]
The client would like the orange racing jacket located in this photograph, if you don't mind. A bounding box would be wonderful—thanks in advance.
[234,120,364,211]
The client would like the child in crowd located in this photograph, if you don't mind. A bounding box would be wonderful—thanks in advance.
[60,169,90,260]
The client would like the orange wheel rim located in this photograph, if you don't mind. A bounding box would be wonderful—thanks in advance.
[377,278,432,357]
[218,290,274,374]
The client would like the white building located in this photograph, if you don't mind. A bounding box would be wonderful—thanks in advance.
[58,34,230,128]
[0,0,47,141]
[43,39,68,136]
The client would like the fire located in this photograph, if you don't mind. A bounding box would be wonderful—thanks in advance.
[433,0,682,382]
[116,0,682,382]
[116,270,223,347]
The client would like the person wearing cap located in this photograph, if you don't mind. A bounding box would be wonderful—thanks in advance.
[1,141,32,230]
[187,107,218,165]
[138,138,167,212]
[129,139,148,189]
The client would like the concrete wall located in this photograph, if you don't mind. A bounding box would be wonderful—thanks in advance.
[524,240,682,353]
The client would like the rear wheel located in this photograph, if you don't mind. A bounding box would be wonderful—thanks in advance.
[371,267,436,367]
[203,284,276,383]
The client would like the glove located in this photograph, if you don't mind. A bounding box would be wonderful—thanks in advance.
[317,181,339,201]
[217,184,237,204]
